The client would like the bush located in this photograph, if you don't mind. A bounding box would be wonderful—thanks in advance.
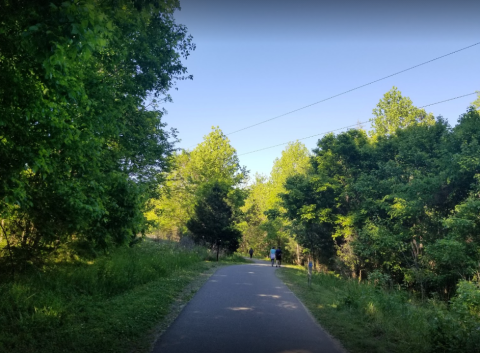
[430,280,480,353]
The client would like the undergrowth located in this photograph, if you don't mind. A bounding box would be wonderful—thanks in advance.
[0,240,212,353]
[278,267,480,353]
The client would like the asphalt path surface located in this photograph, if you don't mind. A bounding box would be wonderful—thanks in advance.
[152,259,346,353]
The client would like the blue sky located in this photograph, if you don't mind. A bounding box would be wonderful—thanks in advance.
[162,0,480,177]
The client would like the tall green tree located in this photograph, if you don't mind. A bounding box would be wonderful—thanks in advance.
[280,129,372,271]
[0,0,194,264]
[370,87,435,137]
[148,127,247,236]
[187,181,242,260]
[237,174,270,255]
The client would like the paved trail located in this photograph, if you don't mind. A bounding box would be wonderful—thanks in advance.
[152,259,345,353]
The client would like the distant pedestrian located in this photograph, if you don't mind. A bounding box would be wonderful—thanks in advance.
[275,247,282,267]
[249,248,254,259]
[269,247,276,267]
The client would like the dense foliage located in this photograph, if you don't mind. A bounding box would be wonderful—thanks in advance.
[241,89,480,302]
[187,181,243,259]
[281,267,480,353]
[370,86,434,137]
[0,0,194,269]
[280,107,480,298]
[473,91,480,110]
[238,142,310,261]
[281,90,480,297]
[147,127,247,254]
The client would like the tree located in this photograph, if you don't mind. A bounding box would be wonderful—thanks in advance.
[185,127,247,186]
[278,106,480,297]
[237,174,270,254]
[148,127,247,236]
[472,91,480,110]
[370,87,435,137]
[238,142,310,262]
[187,182,242,260]
[0,0,194,265]
[269,142,311,208]
[279,130,373,271]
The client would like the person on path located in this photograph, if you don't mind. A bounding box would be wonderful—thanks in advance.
[275,247,282,267]
[269,247,276,267]
[249,248,254,259]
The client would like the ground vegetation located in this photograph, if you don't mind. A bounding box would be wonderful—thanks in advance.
[280,266,480,353]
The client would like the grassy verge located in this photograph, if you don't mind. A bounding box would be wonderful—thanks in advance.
[205,252,251,264]
[0,240,228,353]
[277,267,479,353]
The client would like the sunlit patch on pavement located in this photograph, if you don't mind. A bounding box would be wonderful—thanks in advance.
[227,307,254,311]
[277,301,298,310]
[258,294,281,299]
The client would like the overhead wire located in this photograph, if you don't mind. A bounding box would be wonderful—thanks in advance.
[237,92,478,156]
[225,42,480,136]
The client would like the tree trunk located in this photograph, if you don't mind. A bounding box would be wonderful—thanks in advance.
[296,243,300,265]
[216,240,220,261]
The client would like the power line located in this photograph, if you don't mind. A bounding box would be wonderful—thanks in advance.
[226,42,480,136]
[238,92,478,156]
[418,92,478,108]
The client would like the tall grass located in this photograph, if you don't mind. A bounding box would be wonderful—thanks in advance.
[279,268,480,353]
[0,240,209,353]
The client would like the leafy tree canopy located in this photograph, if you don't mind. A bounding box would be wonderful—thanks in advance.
[370,87,435,137]
[147,127,247,236]
[472,91,480,110]
[238,142,310,260]
[0,0,194,264]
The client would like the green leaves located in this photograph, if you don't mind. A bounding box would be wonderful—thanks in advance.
[274,104,480,297]
[370,86,435,137]
[0,0,193,262]
[147,127,246,237]
[187,181,242,255]
[471,91,480,111]
[237,142,311,260]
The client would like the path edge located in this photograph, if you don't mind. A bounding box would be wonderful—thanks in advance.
[133,263,223,353]
[276,268,349,353]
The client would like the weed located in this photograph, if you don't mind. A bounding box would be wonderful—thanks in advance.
[0,240,210,353]
[278,267,479,353]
